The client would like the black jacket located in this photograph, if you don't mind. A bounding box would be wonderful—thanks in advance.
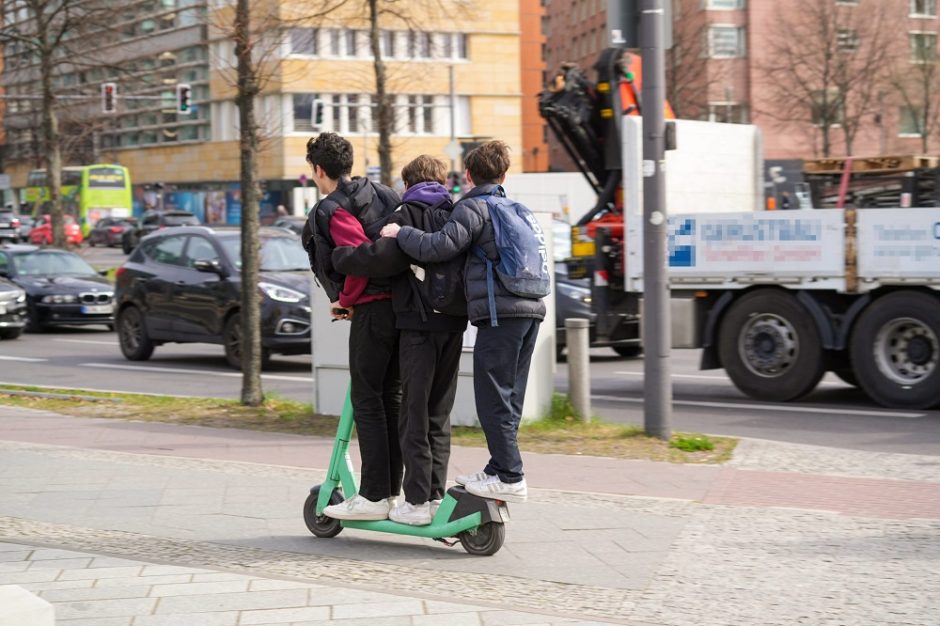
[396,184,547,325]
[301,177,400,302]
[332,200,469,333]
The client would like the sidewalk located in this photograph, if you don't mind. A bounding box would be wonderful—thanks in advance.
[1,405,938,625]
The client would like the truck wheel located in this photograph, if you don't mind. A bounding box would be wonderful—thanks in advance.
[849,292,940,409]
[717,289,825,402]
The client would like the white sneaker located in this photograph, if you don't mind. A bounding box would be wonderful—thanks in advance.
[455,471,491,486]
[387,496,399,509]
[389,501,432,526]
[429,499,443,518]
[323,494,389,521]
[465,475,527,503]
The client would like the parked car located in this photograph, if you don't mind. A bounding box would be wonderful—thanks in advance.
[0,244,114,332]
[122,210,200,254]
[0,209,22,243]
[272,216,306,235]
[28,215,84,246]
[0,276,28,339]
[17,216,40,242]
[115,226,311,369]
[88,217,137,248]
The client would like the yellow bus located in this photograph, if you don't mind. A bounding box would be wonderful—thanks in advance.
[23,164,133,233]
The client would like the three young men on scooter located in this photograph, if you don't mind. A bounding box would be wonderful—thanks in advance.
[304,134,545,524]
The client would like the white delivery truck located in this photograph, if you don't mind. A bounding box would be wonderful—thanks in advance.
[617,117,940,410]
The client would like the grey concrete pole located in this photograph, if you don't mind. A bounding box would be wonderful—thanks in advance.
[640,0,672,439]
[565,318,591,422]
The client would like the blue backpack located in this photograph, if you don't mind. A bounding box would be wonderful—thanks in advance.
[473,187,551,326]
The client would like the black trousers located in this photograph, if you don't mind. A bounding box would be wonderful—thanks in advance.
[348,299,402,502]
[473,317,541,484]
[399,329,463,504]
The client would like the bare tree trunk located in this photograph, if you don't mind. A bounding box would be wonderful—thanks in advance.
[235,0,264,407]
[368,0,393,186]
[39,45,64,247]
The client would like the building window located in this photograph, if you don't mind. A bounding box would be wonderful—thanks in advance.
[418,31,432,58]
[329,29,341,56]
[293,94,316,132]
[345,30,359,57]
[707,102,748,124]
[811,89,843,126]
[910,32,937,62]
[707,25,746,58]
[381,30,396,57]
[835,0,859,5]
[422,95,434,133]
[348,94,360,132]
[441,32,453,58]
[290,28,317,55]
[910,0,937,16]
[837,29,859,53]
[457,33,468,59]
[899,106,923,136]
[705,0,745,9]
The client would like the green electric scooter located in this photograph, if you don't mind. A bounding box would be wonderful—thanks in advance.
[303,386,509,556]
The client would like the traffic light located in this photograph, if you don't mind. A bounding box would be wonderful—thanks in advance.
[311,99,325,131]
[176,83,192,115]
[447,171,461,195]
[101,82,117,114]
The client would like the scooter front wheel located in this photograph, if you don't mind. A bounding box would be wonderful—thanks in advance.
[303,486,344,538]
[459,521,505,556]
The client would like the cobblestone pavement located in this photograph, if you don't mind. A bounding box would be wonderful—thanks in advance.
[1,409,939,625]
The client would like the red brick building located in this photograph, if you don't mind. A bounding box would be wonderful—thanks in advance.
[520,0,550,172]
[541,0,940,169]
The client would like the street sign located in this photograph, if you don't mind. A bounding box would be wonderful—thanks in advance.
[444,141,462,161]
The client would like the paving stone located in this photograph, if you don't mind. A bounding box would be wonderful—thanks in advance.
[239,606,332,624]
[412,611,482,626]
[57,618,131,626]
[149,580,249,597]
[28,557,94,570]
[154,589,308,614]
[248,578,318,591]
[132,612,239,626]
[54,596,157,620]
[59,566,143,580]
[39,585,152,602]
[95,574,192,587]
[331,599,425,619]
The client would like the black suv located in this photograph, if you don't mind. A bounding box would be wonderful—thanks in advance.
[122,210,200,254]
[114,226,311,369]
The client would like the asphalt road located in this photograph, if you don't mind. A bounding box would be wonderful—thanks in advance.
[1,325,938,456]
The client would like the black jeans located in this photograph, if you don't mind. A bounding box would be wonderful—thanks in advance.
[348,299,402,502]
[399,329,463,504]
[473,317,540,484]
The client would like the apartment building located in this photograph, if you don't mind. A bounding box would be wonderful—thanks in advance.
[542,0,940,171]
[1,0,523,221]
[520,0,549,171]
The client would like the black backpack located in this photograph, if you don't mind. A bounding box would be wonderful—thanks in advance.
[408,198,468,318]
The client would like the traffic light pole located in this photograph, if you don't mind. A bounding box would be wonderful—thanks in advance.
[639,0,672,440]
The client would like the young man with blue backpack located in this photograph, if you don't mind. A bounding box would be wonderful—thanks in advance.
[380,140,551,503]
[331,155,468,525]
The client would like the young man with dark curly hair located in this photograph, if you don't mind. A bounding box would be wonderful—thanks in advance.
[301,132,402,520]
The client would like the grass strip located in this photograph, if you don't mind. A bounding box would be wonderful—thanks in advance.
[0,385,735,464]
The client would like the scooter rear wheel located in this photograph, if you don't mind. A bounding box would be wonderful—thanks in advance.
[458,522,505,556]
[304,486,344,538]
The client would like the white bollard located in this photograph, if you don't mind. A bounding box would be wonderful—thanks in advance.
[0,585,55,626]
[565,318,591,422]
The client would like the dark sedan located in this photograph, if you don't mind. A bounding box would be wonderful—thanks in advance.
[0,276,27,339]
[115,226,311,370]
[272,216,306,235]
[122,210,200,254]
[0,244,114,331]
[88,217,137,248]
